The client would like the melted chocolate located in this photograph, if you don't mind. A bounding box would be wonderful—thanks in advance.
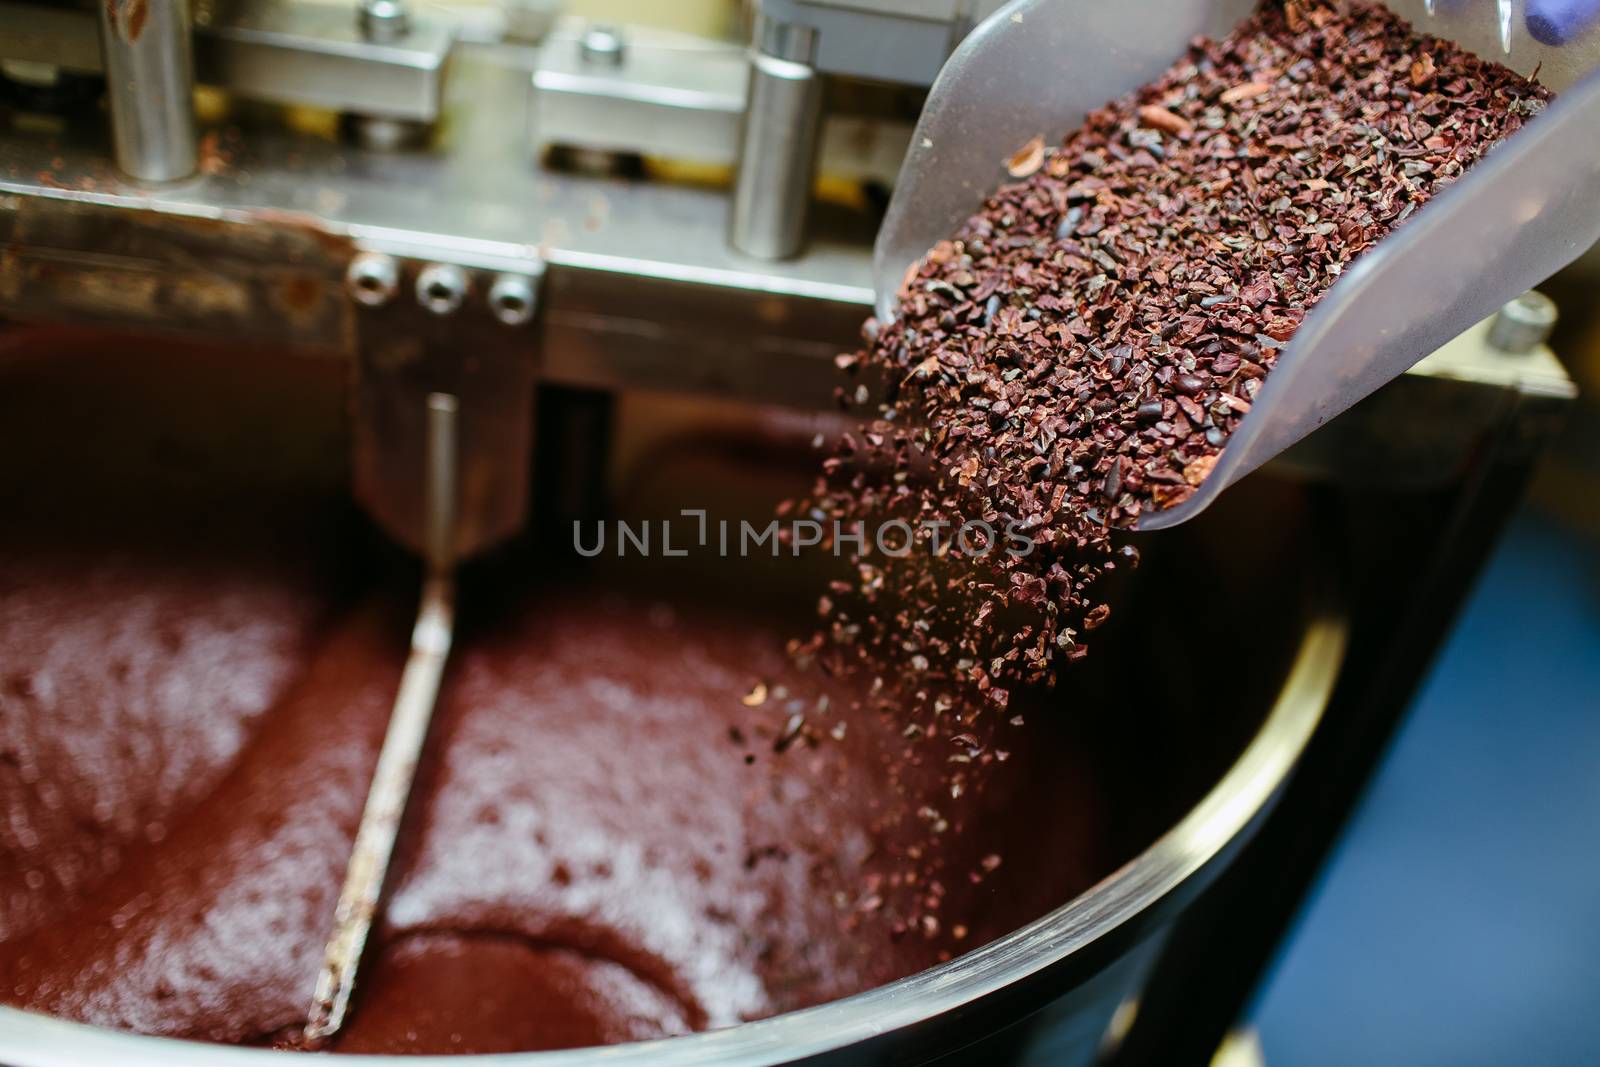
[0,331,1112,1052]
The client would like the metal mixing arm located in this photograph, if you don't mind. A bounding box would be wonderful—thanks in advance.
[305,392,459,1047]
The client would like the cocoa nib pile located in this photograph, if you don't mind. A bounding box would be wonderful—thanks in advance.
[809,1,1548,715]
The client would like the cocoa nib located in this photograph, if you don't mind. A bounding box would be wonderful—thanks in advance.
[807,0,1547,702]
[792,0,1548,941]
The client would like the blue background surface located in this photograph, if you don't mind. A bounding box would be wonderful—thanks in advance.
[1252,511,1600,1066]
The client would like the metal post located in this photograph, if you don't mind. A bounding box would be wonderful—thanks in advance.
[729,18,822,260]
[357,0,410,44]
[97,0,198,182]
[423,392,459,574]
[1486,291,1559,354]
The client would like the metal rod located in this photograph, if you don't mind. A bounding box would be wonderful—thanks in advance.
[424,393,459,574]
[303,392,458,1047]
[729,19,822,260]
[97,0,198,181]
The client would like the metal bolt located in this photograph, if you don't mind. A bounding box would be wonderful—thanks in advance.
[416,263,469,315]
[350,115,424,152]
[578,24,626,67]
[501,0,560,44]
[488,273,538,326]
[1487,290,1558,354]
[359,0,410,43]
[346,252,400,307]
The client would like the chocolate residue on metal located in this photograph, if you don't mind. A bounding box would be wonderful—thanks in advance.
[108,0,150,43]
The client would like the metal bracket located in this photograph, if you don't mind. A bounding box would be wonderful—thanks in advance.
[348,249,543,560]
[0,0,453,122]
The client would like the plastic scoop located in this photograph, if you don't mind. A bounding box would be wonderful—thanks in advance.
[873,0,1600,530]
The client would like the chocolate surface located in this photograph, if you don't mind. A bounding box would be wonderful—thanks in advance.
[0,571,1107,1051]
[0,331,1111,1052]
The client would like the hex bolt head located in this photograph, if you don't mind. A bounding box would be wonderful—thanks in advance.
[579,24,626,67]
[488,273,538,326]
[416,263,469,316]
[346,252,400,308]
[351,115,423,152]
[359,0,410,43]
[1487,290,1558,354]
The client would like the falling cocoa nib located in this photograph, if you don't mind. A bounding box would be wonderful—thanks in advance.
[794,0,1547,941]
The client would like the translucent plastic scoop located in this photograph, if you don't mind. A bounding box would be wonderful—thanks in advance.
[874,0,1600,530]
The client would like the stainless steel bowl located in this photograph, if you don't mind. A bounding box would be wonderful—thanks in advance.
[0,609,1345,1067]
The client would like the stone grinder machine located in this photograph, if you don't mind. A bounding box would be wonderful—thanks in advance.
[0,0,1590,1063]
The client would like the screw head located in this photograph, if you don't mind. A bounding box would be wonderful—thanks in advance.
[359,0,410,43]
[488,273,538,326]
[578,24,626,67]
[346,252,399,308]
[350,115,423,152]
[416,263,469,316]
